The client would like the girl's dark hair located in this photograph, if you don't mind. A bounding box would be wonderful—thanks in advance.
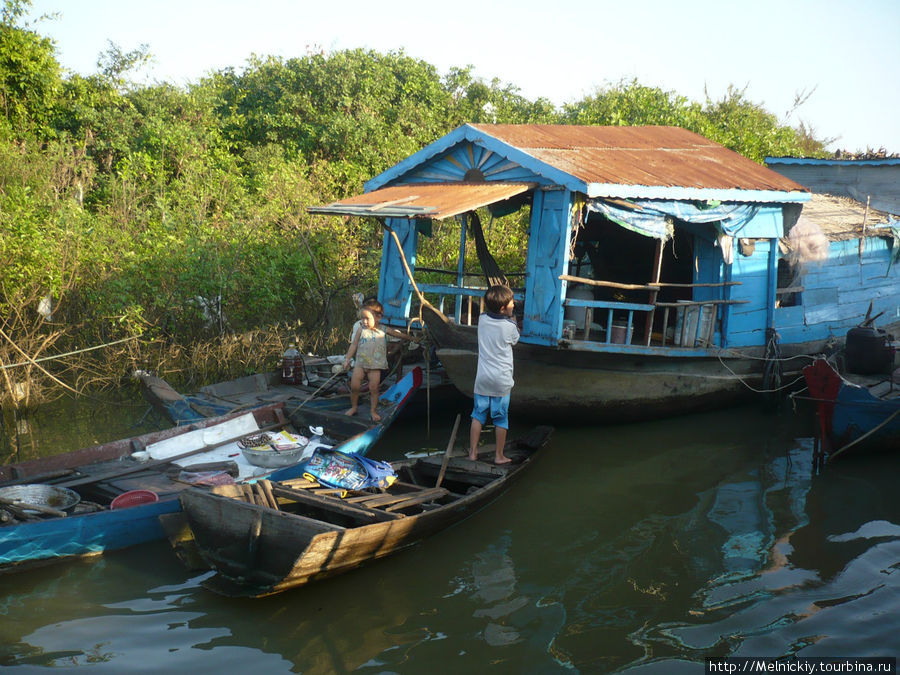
[361,298,384,316]
[484,285,514,313]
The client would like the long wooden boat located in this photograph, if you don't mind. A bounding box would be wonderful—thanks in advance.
[308,124,900,421]
[0,368,421,573]
[801,358,900,460]
[137,354,449,426]
[164,425,553,598]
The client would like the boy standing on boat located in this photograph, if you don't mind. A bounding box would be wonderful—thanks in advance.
[469,284,519,464]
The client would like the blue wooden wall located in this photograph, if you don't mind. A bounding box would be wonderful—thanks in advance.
[692,206,785,348]
[522,189,574,345]
[725,239,774,347]
[774,236,899,344]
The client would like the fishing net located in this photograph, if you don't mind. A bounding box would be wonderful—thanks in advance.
[787,216,830,265]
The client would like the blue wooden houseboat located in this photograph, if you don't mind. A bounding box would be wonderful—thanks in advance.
[310,124,900,421]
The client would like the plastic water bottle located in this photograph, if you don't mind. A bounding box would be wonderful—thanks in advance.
[282,344,301,384]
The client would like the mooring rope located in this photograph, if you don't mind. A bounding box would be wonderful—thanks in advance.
[0,326,82,395]
[0,335,140,370]
[715,353,808,394]
[827,407,900,462]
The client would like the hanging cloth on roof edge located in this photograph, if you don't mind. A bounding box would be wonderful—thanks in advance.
[586,199,765,240]
[467,211,509,288]
[883,219,900,273]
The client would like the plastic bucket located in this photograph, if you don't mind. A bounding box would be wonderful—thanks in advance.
[610,323,629,344]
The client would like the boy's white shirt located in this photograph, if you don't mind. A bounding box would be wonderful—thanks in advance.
[474,314,519,397]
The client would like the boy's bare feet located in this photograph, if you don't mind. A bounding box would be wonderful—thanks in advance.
[494,455,512,465]
[344,407,358,417]
[467,449,478,461]
[371,410,382,422]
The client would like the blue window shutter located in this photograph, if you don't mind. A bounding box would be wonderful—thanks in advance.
[522,190,572,344]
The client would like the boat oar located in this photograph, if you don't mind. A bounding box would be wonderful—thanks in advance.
[435,414,462,489]
[288,369,345,415]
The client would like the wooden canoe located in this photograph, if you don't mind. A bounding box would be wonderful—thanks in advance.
[166,425,554,598]
[137,355,441,426]
[0,368,421,573]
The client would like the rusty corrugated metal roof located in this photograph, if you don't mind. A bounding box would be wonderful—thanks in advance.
[469,124,808,194]
[307,182,533,220]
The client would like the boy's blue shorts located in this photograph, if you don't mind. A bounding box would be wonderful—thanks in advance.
[471,393,510,429]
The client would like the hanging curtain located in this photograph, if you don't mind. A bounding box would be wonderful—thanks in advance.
[586,199,767,240]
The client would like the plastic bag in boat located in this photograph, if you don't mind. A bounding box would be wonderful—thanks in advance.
[302,448,397,490]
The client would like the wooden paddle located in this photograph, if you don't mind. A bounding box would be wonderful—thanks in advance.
[0,498,40,521]
[435,413,462,489]
[288,369,345,415]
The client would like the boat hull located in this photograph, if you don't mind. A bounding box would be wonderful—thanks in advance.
[0,370,422,573]
[173,427,553,597]
[0,498,182,572]
[423,305,781,421]
[833,386,900,449]
[436,345,767,422]
[801,358,900,457]
[182,489,494,597]
[138,356,442,427]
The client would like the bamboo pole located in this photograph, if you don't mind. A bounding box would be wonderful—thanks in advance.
[435,414,462,489]
[560,274,741,290]
[644,239,664,346]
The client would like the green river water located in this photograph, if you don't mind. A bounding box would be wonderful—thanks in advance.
[0,392,897,673]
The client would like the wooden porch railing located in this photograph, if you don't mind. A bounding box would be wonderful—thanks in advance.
[560,274,745,347]
[412,275,747,349]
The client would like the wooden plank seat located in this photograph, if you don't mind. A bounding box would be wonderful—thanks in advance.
[383,488,449,512]
[268,476,450,516]
[345,487,448,509]
[268,483,403,522]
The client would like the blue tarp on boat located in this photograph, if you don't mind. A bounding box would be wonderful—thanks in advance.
[587,199,772,240]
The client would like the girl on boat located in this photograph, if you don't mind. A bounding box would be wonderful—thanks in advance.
[343,300,414,421]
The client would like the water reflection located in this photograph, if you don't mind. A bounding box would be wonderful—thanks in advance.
[624,445,899,670]
[1,393,165,463]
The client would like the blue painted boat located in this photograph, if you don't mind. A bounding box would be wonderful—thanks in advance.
[802,358,900,459]
[135,355,359,426]
[0,368,421,573]
[136,352,446,426]
[309,124,900,421]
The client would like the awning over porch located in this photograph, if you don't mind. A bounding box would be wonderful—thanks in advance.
[307,182,533,220]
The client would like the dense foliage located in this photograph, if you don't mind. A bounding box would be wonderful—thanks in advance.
[0,0,831,393]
